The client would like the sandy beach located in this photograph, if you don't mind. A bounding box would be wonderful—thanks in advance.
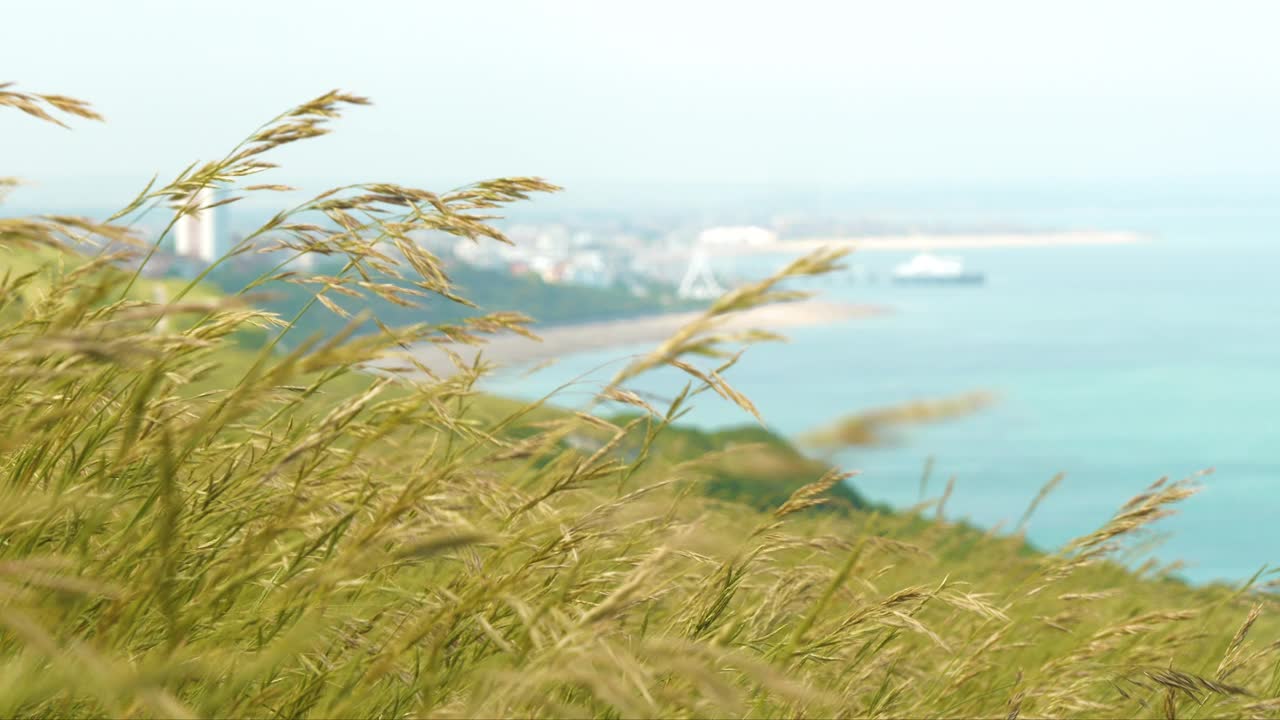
[704,230,1144,255]
[384,301,886,377]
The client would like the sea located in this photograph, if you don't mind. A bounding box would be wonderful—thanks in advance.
[13,186,1278,584]
[483,190,1280,585]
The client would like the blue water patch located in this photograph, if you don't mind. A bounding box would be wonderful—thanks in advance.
[482,206,1280,584]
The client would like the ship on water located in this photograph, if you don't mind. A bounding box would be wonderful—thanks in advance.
[891,253,985,285]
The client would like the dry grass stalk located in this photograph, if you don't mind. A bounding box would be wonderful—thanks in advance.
[0,84,1274,720]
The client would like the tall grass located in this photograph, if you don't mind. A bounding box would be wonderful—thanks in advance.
[1,84,1279,719]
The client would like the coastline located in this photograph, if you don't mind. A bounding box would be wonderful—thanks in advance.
[387,301,886,376]
[375,229,1141,377]
[704,230,1144,255]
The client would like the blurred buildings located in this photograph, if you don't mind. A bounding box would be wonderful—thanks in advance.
[696,225,777,247]
[173,188,223,262]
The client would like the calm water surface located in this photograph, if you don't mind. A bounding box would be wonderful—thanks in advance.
[485,206,1280,583]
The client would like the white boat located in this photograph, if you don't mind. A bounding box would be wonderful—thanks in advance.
[891,253,984,285]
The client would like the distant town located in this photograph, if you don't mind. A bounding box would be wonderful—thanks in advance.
[134,193,1046,300]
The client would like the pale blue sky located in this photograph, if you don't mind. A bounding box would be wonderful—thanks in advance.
[5,0,1280,207]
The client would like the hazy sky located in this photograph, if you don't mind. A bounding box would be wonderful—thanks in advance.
[5,0,1280,206]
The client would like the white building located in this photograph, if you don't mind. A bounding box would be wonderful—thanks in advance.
[174,187,218,262]
[696,225,778,247]
[533,226,571,259]
[677,249,723,300]
[565,250,614,288]
[453,238,501,268]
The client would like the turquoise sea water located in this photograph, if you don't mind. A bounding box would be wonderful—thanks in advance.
[484,205,1280,584]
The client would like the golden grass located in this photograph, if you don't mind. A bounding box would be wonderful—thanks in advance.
[0,83,1277,719]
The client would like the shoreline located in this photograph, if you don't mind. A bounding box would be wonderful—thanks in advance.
[380,229,1140,377]
[705,230,1144,255]
[386,301,886,376]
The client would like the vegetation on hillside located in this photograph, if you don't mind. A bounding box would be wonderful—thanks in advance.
[2,84,1280,720]
[203,260,697,345]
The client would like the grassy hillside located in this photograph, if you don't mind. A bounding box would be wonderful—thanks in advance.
[2,84,1279,719]
[177,343,871,512]
[604,418,873,512]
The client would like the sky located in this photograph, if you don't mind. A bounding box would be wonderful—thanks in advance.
[5,0,1280,208]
